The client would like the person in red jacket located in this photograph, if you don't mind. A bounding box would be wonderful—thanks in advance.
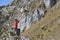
[14,19,19,29]
[13,19,20,36]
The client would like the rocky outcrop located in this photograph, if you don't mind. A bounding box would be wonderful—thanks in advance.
[17,7,45,32]
[44,0,57,9]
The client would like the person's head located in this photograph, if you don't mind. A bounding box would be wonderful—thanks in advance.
[14,19,17,21]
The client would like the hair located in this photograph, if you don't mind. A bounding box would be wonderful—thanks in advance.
[15,19,17,21]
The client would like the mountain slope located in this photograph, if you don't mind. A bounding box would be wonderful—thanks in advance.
[23,1,60,40]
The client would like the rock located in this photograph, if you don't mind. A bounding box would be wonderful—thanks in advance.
[44,0,56,9]
[18,8,45,32]
[32,8,45,23]
[20,0,30,5]
[3,37,6,40]
[25,15,33,30]
[54,18,60,24]
[6,36,14,40]
[38,8,45,16]
[21,35,30,40]
[50,38,55,40]
[7,6,16,11]
[2,7,8,12]
[16,7,21,11]
[20,7,24,13]
[32,9,39,23]
[21,35,25,40]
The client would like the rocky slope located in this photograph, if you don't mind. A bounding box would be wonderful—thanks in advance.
[0,0,60,40]
[23,1,60,40]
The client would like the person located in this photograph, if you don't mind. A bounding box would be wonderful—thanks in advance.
[14,19,19,30]
[13,18,20,36]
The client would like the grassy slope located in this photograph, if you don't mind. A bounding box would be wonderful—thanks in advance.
[22,1,60,40]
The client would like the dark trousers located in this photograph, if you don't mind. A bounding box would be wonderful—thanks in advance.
[15,28,20,36]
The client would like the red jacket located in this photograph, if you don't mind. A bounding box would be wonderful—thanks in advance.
[14,19,19,29]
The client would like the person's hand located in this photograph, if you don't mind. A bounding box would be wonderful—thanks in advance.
[18,21,19,23]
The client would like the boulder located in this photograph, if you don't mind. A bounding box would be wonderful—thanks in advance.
[44,0,57,9]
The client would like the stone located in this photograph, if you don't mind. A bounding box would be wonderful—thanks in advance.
[20,7,24,12]
[7,6,16,11]
[20,0,29,5]
[32,9,38,23]
[21,35,30,40]
[44,0,56,9]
